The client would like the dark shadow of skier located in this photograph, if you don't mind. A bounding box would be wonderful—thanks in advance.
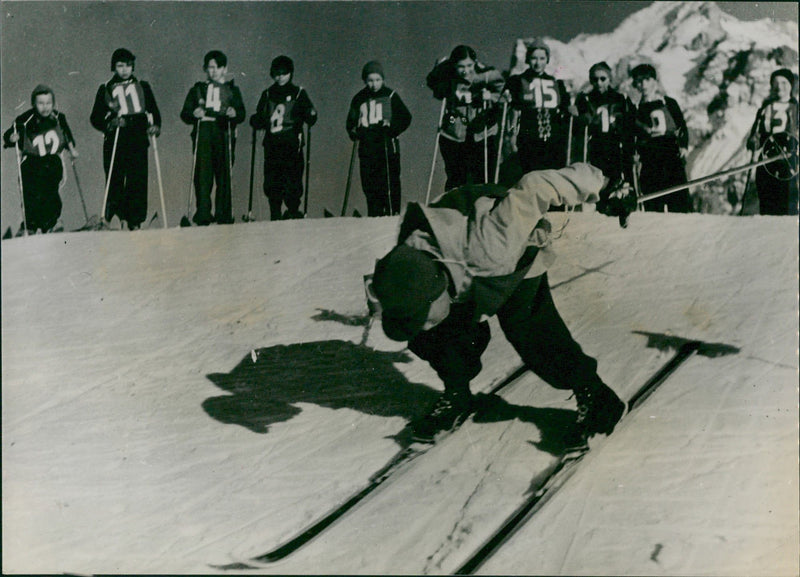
[203,339,439,434]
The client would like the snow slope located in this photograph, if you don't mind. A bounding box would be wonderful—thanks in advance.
[2,208,797,575]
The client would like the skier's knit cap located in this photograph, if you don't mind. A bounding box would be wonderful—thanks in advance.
[372,245,447,342]
[31,84,55,106]
[111,48,135,70]
[270,55,294,77]
[362,60,385,81]
[630,63,657,81]
[526,38,550,62]
[770,68,796,89]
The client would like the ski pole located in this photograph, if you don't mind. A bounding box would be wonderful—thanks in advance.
[69,156,90,223]
[227,120,234,222]
[582,125,589,163]
[425,98,447,205]
[12,123,28,236]
[566,113,574,165]
[383,136,394,216]
[101,125,120,225]
[639,153,786,204]
[483,99,489,183]
[245,127,256,222]
[494,99,508,184]
[150,134,167,228]
[304,126,311,216]
[341,139,358,217]
[738,147,759,216]
[181,119,201,227]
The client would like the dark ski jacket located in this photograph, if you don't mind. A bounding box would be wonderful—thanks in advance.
[250,82,317,148]
[180,79,246,139]
[346,85,412,153]
[90,75,160,147]
[4,108,76,157]
[634,95,688,152]
[505,69,571,141]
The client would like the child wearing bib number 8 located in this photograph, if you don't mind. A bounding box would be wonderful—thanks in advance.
[250,55,317,221]
[180,50,246,225]
[631,63,691,213]
[4,85,78,234]
[90,48,161,230]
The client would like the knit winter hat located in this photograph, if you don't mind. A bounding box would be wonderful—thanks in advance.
[526,38,550,62]
[372,245,447,342]
[770,68,796,89]
[270,55,294,77]
[110,48,135,70]
[630,63,657,81]
[31,84,55,106]
[361,60,384,81]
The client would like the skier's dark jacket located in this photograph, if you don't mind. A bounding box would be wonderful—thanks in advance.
[90,76,161,147]
[250,82,317,148]
[345,85,412,152]
[395,163,606,386]
[4,109,76,154]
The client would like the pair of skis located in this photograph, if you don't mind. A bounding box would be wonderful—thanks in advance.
[214,340,701,572]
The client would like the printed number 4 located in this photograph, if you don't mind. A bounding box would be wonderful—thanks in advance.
[111,84,142,115]
[205,85,222,112]
[32,130,60,155]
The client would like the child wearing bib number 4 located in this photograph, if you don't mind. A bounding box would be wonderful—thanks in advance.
[180,50,246,226]
[90,48,161,230]
[4,85,78,234]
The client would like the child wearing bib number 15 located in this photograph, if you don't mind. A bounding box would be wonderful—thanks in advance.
[4,85,78,234]
[90,48,162,230]
[180,50,246,226]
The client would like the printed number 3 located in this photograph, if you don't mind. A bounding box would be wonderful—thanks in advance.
[111,84,142,115]
[32,130,60,155]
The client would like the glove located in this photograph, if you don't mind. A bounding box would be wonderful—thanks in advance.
[147,125,160,137]
[108,116,127,129]
[597,178,637,228]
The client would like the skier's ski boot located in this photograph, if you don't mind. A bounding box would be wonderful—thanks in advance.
[574,382,625,441]
[411,389,474,443]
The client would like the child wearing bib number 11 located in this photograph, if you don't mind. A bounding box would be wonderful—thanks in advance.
[180,50,246,226]
[90,48,162,230]
[4,85,78,234]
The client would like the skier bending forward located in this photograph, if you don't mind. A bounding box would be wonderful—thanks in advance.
[371,162,633,442]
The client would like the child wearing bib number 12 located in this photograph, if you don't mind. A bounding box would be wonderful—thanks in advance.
[90,48,162,230]
[180,50,246,226]
[4,84,78,234]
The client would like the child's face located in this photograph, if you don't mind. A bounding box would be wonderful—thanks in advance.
[365,73,384,92]
[272,72,291,86]
[528,49,548,74]
[205,60,227,83]
[771,76,792,101]
[455,58,476,82]
[114,61,134,80]
[590,70,611,94]
[634,76,658,99]
[34,94,54,116]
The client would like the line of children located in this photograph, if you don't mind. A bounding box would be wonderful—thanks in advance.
[3,85,78,234]
[346,61,412,216]
[90,48,161,230]
[250,55,317,221]
[180,50,246,226]
[746,68,799,216]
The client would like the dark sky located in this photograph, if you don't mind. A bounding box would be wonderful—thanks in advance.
[1,1,797,229]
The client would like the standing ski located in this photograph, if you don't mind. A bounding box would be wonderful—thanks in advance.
[454,340,702,575]
[213,364,529,570]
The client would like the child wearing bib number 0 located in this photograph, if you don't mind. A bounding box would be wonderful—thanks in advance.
[180,50,246,226]
[631,63,692,213]
[90,48,161,230]
[4,84,78,234]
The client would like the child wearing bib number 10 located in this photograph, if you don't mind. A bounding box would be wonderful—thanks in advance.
[4,84,79,234]
[90,48,162,230]
[180,50,246,226]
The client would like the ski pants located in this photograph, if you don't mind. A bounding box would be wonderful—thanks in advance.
[193,123,234,225]
[638,141,692,213]
[263,138,304,220]
[359,139,401,216]
[104,130,148,227]
[517,133,567,173]
[409,273,606,395]
[21,155,63,233]
[756,166,799,216]
[439,134,497,191]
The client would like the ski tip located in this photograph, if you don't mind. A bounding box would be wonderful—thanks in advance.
[179,216,192,228]
[323,209,335,218]
[2,227,12,240]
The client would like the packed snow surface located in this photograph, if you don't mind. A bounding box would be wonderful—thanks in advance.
[2,210,798,575]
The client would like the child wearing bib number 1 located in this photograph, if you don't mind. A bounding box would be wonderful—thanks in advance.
[180,50,246,226]
[4,85,78,234]
[90,48,162,230]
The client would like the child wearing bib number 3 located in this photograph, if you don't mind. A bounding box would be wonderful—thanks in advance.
[90,48,162,230]
[4,85,78,234]
[180,50,246,226]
